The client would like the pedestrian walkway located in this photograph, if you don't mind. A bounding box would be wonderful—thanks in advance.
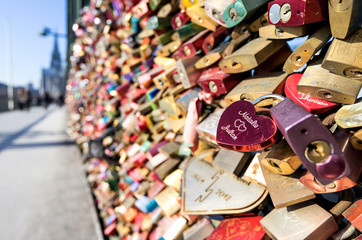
[0,106,103,240]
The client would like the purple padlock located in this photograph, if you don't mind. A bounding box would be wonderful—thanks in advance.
[270,97,350,185]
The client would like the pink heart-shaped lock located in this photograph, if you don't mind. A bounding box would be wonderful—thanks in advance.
[216,100,278,152]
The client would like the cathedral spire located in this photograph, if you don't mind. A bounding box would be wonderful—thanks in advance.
[50,34,61,72]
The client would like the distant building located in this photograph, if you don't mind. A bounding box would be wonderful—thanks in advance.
[40,35,65,99]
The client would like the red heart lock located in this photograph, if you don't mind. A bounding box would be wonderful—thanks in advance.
[284,74,339,114]
[216,100,278,152]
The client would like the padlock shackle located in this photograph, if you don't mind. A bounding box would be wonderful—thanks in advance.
[252,94,285,106]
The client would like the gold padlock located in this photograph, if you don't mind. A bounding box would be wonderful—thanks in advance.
[259,24,312,40]
[297,63,362,104]
[322,29,362,81]
[224,72,287,106]
[259,161,315,209]
[261,139,302,175]
[328,0,362,39]
[186,5,219,31]
[283,25,331,74]
[219,37,285,73]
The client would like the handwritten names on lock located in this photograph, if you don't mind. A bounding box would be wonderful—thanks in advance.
[182,151,266,214]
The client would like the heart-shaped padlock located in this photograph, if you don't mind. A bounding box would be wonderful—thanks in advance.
[216,96,281,152]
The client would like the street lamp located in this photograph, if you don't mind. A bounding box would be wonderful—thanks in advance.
[39,27,67,38]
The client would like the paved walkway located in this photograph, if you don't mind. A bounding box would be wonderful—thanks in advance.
[0,105,103,240]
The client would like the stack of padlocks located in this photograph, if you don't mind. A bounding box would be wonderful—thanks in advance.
[66,0,362,239]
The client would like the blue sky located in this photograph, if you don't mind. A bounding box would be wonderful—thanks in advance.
[0,0,67,89]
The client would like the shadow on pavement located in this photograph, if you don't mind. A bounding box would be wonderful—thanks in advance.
[5,140,75,149]
[0,109,57,153]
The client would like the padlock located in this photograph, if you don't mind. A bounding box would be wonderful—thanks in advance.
[132,1,150,19]
[212,148,251,176]
[283,25,331,73]
[300,128,361,193]
[253,44,292,75]
[221,26,251,58]
[351,129,362,150]
[260,189,354,240]
[222,0,269,28]
[149,0,167,11]
[186,5,219,31]
[284,73,340,114]
[148,16,172,30]
[181,150,268,215]
[171,11,191,30]
[198,67,241,97]
[261,138,302,175]
[269,96,350,185]
[156,39,182,57]
[194,41,230,69]
[219,37,285,73]
[196,108,224,145]
[162,216,189,240]
[343,199,362,232]
[153,66,177,89]
[183,218,215,240]
[176,87,201,115]
[334,102,362,129]
[204,0,233,27]
[202,26,231,54]
[322,29,362,81]
[157,30,174,45]
[225,72,287,106]
[155,186,181,217]
[155,158,180,180]
[172,23,205,41]
[176,55,203,89]
[216,95,282,152]
[328,0,362,39]
[267,0,328,26]
[183,0,198,9]
[159,95,182,118]
[248,12,269,32]
[157,2,179,18]
[206,215,266,240]
[297,63,362,104]
[260,161,315,208]
[172,29,210,59]
[259,24,312,39]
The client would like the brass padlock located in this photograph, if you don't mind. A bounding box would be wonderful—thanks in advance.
[212,148,251,176]
[186,5,219,31]
[224,72,287,106]
[176,55,203,89]
[220,37,285,73]
[328,0,362,39]
[156,39,182,57]
[283,25,331,73]
[297,63,362,104]
[260,189,354,240]
[248,12,269,32]
[194,41,229,69]
[260,160,315,209]
[261,138,302,175]
[322,29,362,81]
[259,24,312,39]
[221,25,251,58]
